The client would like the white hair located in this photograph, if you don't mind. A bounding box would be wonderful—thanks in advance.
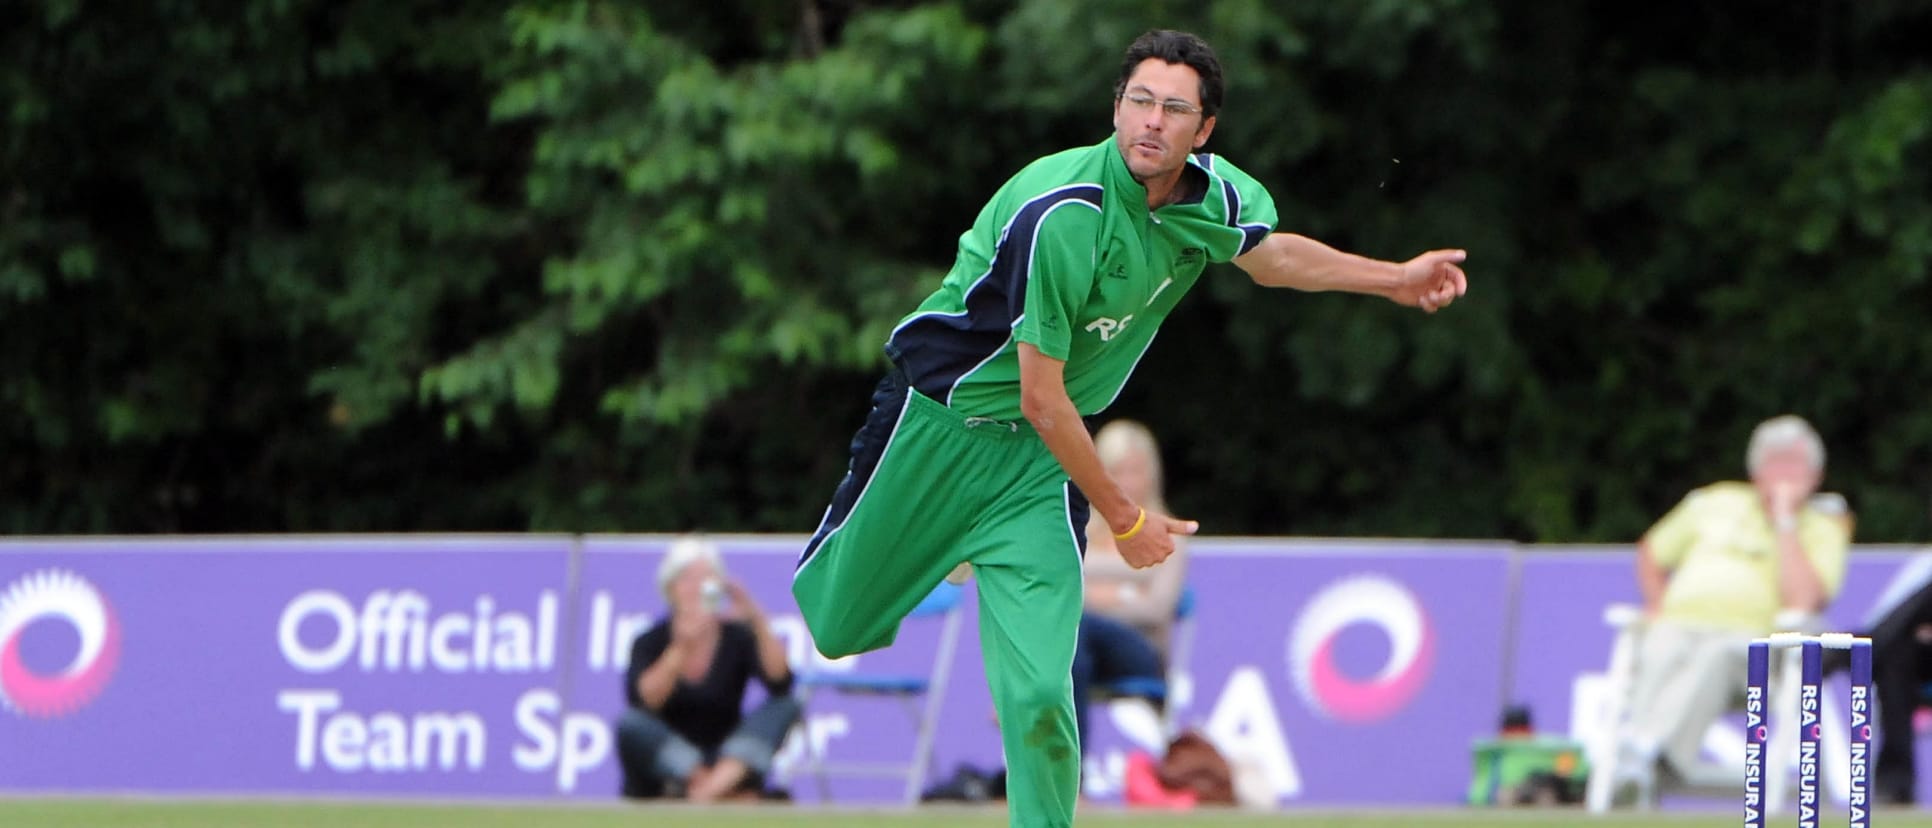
[1746,415,1825,474]
[656,535,724,604]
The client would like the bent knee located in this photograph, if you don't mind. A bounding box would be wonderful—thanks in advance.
[803,616,895,660]
[810,633,872,661]
[761,694,804,721]
[615,707,668,739]
[1003,681,1076,723]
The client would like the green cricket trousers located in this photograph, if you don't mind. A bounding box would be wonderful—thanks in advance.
[794,368,1088,827]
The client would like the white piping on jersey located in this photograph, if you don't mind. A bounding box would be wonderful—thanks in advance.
[948,331,1015,407]
[1097,327,1162,412]
[1062,481,1087,588]
[943,194,1101,406]
[1213,160,1272,251]
[794,386,917,579]
[1146,276,1175,306]
[888,182,1103,343]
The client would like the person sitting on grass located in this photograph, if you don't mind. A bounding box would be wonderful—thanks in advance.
[615,536,800,802]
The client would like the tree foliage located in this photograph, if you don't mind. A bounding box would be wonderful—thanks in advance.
[5,0,1931,541]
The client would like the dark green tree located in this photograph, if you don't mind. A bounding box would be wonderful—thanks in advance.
[5,0,1930,542]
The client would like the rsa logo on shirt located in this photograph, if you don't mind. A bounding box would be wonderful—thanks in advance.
[1085,314,1134,341]
[1084,273,1180,343]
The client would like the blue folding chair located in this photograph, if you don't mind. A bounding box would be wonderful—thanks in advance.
[1095,585,1196,735]
[796,580,965,805]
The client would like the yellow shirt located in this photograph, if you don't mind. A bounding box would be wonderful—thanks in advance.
[1644,481,1851,634]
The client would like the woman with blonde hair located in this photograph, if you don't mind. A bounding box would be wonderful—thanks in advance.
[1075,419,1188,757]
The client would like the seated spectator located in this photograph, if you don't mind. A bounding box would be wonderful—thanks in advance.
[615,536,800,801]
[1075,420,1188,756]
[1619,415,1851,788]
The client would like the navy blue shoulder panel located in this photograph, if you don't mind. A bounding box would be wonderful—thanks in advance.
[1219,176,1269,256]
[887,184,1103,402]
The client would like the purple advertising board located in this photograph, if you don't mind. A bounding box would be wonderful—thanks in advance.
[1078,539,1518,805]
[0,536,581,797]
[0,535,1522,805]
[15,533,1814,808]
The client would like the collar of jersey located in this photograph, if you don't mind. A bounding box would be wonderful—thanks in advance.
[1102,135,1212,210]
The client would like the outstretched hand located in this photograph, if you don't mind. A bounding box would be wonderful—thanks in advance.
[1391,249,1468,313]
[1116,512,1199,570]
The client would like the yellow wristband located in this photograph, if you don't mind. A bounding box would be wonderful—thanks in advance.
[1113,508,1147,541]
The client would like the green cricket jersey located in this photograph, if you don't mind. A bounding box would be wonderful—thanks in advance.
[886,136,1278,420]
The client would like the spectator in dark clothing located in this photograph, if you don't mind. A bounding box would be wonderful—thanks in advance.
[616,536,801,801]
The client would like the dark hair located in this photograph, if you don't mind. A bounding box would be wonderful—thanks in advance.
[1114,30,1224,118]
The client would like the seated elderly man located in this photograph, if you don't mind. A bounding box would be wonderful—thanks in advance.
[615,536,800,802]
[1619,415,1852,789]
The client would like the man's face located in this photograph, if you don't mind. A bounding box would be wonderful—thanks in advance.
[672,560,716,612]
[1112,58,1216,184]
[1751,445,1821,498]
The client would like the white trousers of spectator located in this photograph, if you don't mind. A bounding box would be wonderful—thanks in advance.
[1621,619,1750,777]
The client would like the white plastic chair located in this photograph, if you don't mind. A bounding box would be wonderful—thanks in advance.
[1584,604,1817,814]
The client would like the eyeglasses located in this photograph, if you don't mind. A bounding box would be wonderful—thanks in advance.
[1119,91,1202,119]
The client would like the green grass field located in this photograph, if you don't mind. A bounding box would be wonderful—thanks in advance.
[0,800,1925,828]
